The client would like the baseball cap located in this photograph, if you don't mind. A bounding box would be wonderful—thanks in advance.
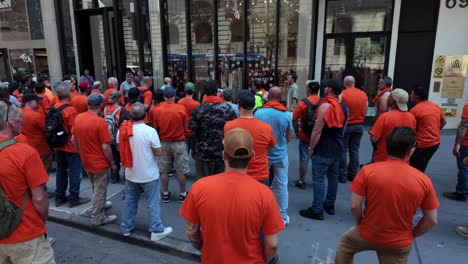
[391,88,409,112]
[185,82,195,91]
[164,86,176,98]
[326,79,344,94]
[88,93,103,106]
[108,91,121,104]
[237,90,255,110]
[79,81,92,92]
[223,128,254,159]
[305,80,319,86]
[38,75,49,82]
[127,87,140,104]
[22,92,43,104]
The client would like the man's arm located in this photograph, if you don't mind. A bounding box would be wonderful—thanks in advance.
[350,192,365,225]
[71,135,78,151]
[151,147,162,157]
[186,223,202,250]
[453,118,468,157]
[377,95,388,116]
[31,184,49,222]
[413,209,437,237]
[370,135,379,144]
[291,98,298,111]
[309,104,329,157]
[440,117,447,129]
[292,119,300,137]
[264,234,279,263]
[101,143,117,171]
[286,129,293,143]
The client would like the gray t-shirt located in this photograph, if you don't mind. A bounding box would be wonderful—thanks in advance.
[120,81,137,97]
[287,83,299,111]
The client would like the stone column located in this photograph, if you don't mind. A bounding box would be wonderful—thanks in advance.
[40,0,62,84]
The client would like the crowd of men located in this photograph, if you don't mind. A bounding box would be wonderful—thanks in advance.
[0,69,467,264]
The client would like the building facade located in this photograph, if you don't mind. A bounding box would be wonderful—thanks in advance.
[0,0,467,128]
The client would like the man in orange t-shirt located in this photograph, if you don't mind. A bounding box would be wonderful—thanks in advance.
[53,82,90,208]
[178,82,200,137]
[151,86,188,203]
[339,76,368,183]
[0,100,55,262]
[369,89,416,162]
[224,90,276,185]
[336,127,439,263]
[34,82,51,116]
[21,92,52,170]
[179,128,283,264]
[72,94,118,226]
[103,77,124,106]
[71,81,92,113]
[138,77,154,111]
[409,86,446,173]
[292,80,321,189]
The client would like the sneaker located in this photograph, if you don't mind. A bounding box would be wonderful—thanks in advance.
[324,205,335,215]
[48,236,56,247]
[456,226,468,238]
[294,180,306,190]
[179,193,187,203]
[151,227,173,241]
[100,215,118,226]
[283,216,290,228]
[442,192,467,202]
[162,192,170,203]
[104,201,112,210]
[55,199,67,207]
[69,197,91,208]
[299,208,324,221]
[123,231,132,237]
[48,191,55,198]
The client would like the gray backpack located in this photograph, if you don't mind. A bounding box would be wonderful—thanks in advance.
[0,139,28,239]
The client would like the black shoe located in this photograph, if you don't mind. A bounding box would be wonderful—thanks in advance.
[338,177,347,183]
[179,193,187,203]
[55,199,67,207]
[163,192,171,203]
[111,177,120,184]
[324,205,335,215]
[299,208,324,220]
[69,197,91,208]
[443,192,467,202]
[294,180,306,190]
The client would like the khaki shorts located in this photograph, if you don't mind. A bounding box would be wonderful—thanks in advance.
[159,141,190,175]
[0,234,55,264]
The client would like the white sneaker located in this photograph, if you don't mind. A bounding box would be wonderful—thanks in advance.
[105,201,112,210]
[150,227,173,241]
[123,231,131,237]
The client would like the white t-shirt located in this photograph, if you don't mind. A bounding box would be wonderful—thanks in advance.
[116,123,161,183]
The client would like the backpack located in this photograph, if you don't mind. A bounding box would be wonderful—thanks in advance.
[118,106,131,125]
[301,98,322,138]
[45,104,71,148]
[0,139,28,239]
[104,106,121,144]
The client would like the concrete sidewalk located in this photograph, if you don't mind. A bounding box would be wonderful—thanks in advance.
[47,130,468,263]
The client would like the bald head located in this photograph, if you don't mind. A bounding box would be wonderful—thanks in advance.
[267,86,282,101]
[343,76,355,87]
[108,77,119,88]
[164,77,172,85]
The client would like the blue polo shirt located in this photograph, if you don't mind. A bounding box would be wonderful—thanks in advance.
[254,107,293,163]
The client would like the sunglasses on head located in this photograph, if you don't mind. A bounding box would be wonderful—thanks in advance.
[0,98,11,122]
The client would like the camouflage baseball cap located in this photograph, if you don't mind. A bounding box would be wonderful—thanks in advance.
[108,91,121,104]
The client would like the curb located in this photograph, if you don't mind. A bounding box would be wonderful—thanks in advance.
[48,210,201,263]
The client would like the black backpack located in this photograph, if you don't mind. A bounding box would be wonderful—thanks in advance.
[45,104,71,148]
[301,98,322,138]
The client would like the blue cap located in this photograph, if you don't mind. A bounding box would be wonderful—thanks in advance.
[164,86,176,98]
[237,90,255,110]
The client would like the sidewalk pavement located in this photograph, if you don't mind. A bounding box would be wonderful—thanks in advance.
[47,129,468,263]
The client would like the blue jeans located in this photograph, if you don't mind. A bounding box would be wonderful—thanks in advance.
[311,154,340,213]
[121,179,165,234]
[456,146,468,194]
[299,139,310,165]
[55,151,82,203]
[339,124,363,180]
[270,157,289,223]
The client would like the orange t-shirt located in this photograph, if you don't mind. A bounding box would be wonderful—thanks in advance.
[462,104,468,147]
[351,159,439,248]
[72,112,112,173]
[103,88,124,106]
[341,87,368,125]
[138,86,153,105]
[49,95,58,107]
[369,109,416,162]
[53,102,78,153]
[179,172,284,264]
[71,94,89,113]
[14,134,28,144]
[410,100,445,148]
[43,88,53,101]
[224,117,276,181]
[0,137,49,244]
[178,97,200,136]
[36,93,50,115]
[21,108,51,157]
[147,103,162,125]
[292,95,321,142]
[12,89,23,103]
[104,104,122,128]
[152,103,188,141]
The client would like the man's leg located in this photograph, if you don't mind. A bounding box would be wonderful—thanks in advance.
[110,144,121,182]
[195,158,204,179]
[311,155,330,214]
[213,159,226,175]
[456,146,468,195]
[324,156,340,213]
[0,235,55,264]
[339,131,351,183]
[159,141,172,194]
[376,244,412,264]
[348,125,363,181]
[90,169,111,225]
[335,226,376,264]
[121,180,142,234]
[141,179,165,233]
[174,141,189,195]
[272,157,289,224]
[296,140,309,189]
[410,145,439,173]
[55,150,68,204]
[67,152,83,204]
[201,160,215,177]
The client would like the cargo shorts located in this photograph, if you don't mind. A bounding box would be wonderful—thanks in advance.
[159,141,190,175]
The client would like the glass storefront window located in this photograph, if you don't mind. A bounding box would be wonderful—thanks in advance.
[167,0,188,93]
[326,0,393,34]
[33,48,49,76]
[148,0,163,86]
[57,0,77,77]
[9,49,34,78]
[0,49,8,81]
[26,0,44,40]
[120,1,142,76]
[0,0,30,41]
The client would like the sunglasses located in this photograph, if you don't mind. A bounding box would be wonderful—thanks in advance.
[0,98,11,122]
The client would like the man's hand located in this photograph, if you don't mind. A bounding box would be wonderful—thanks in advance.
[309,148,314,158]
[110,162,117,172]
[453,144,461,157]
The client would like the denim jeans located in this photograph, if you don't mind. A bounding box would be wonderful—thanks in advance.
[312,154,340,213]
[456,146,468,194]
[55,151,82,203]
[270,157,289,223]
[111,144,121,180]
[299,139,310,165]
[121,179,165,234]
[339,124,363,180]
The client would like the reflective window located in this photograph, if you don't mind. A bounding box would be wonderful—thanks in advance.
[167,0,187,92]
[26,0,44,40]
[9,49,34,77]
[0,0,30,41]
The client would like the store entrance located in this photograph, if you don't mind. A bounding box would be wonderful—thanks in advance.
[75,7,118,86]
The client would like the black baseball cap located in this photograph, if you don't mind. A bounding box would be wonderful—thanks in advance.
[237,90,255,110]
[127,87,140,104]
[22,91,43,104]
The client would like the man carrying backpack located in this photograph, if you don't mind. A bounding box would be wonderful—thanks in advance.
[0,100,55,263]
[292,81,321,189]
